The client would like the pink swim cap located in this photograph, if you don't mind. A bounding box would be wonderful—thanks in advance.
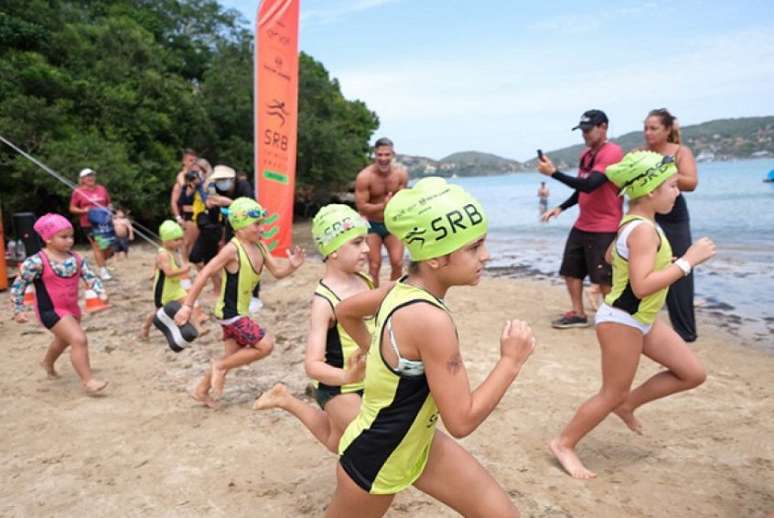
[33,213,73,241]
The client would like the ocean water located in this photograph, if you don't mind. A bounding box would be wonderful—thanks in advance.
[446,158,774,350]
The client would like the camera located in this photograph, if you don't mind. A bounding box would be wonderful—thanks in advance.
[184,170,199,182]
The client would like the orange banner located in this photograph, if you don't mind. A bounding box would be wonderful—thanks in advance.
[255,0,300,257]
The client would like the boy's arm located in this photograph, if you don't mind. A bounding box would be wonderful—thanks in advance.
[175,244,237,324]
[128,221,135,240]
[157,250,190,278]
[261,244,305,279]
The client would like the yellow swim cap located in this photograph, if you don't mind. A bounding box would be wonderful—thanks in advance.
[606,151,677,200]
[227,197,267,230]
[385,177,488,261]
[312,204,369,257]
[159,220,184,241]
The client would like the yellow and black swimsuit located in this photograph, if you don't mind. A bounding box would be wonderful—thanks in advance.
[313,272,374,407]
[214,238,265,320]
[153,248,187,308]
[338,280,448,494]
[604,215,673,324]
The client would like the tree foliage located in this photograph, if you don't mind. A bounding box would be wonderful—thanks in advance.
[0,0,378,231]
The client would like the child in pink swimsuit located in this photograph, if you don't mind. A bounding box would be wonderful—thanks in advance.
[11,213,109,394]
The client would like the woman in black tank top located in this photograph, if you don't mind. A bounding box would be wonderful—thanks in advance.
[643,108,699,342]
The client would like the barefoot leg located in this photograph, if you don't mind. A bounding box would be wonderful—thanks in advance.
[548,438,596,480]
[41,335,67,379]
[50,316,107,390]
[211,336,274,399]
[550,323,643,478]
[617,319,706,414]
[191,371,217,408]
[139,311,154,340]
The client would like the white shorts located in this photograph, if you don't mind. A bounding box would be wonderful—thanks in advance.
[595,303,653,335]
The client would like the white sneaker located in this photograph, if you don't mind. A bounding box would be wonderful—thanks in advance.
[99,267,112,281]
[249,296,263,315]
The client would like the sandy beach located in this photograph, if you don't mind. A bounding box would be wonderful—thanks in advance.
[1,222,772,518]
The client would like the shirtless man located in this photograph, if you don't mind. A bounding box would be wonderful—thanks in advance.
[354,137,408,286]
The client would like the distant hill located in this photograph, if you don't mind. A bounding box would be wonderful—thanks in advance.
[397,116,774,178]
[521,116,774,170]
[397,150,522,179]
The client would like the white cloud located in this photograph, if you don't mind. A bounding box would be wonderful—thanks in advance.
[334,28,774,159]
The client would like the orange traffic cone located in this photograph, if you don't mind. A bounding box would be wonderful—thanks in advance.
[84,289,110,313]
[23,285,35,306]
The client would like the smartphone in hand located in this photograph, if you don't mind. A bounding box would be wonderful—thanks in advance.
[537,149,545,161]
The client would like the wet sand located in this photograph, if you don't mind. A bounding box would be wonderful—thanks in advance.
[1,223,772,517]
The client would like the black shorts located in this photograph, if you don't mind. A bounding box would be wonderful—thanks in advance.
[559,227,615,285]
[314,386,363,410]
[189,224,222,264]
[113,236,130,253]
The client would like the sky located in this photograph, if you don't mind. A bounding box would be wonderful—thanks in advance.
[220,0,774,162]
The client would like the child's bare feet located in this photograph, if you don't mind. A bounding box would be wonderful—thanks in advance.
[138,329,150,341]
[254,383,289,410]
[191,389,218,409]
[549,438,596,479]
[83,379,108,395]
[613,405,643,434]
[40,361,60,379]
[210,361,227,399]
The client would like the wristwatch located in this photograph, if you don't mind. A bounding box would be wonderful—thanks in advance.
[674,257,692,276]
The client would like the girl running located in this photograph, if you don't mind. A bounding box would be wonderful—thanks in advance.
[325,177,535,518]
[11,213,109,394]
[255,204,373,453]
[549,151,715,479]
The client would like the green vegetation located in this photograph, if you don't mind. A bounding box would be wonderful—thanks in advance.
[0,0,378,228]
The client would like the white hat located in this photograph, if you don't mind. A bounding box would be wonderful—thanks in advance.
[79,168,96,178]
[209,165,236,181]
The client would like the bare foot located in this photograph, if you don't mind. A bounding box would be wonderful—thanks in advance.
[191,390,218,409]
[138,330,149,341]
[613,405,643,434]
[254,383,289,410]
[83,379,109,395]
[210,362,227,399]
[40,361,60,379]
[548,438,596,479]
[195,325,211,338]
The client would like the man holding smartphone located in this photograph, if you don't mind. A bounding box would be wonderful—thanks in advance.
[537,110,623,328]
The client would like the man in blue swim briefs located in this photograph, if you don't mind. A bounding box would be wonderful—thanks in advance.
[354,137,408,286]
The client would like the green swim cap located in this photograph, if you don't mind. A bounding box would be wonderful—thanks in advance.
[312,204,369,257]
[159,220,183,241]
[227,197,267,230]
[607,151,677,200]
[385,177,488,261]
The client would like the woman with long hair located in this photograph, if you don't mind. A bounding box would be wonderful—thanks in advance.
[643,108,699,342]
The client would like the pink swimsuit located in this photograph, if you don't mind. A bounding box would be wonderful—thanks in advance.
[34,251,82,328]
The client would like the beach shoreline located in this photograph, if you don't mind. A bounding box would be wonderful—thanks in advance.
[0,224,772,517]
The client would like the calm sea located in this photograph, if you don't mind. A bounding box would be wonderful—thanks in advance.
[446,158,774,350]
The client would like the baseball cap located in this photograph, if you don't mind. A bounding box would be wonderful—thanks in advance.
[572,110,609,131]
[79,168,96,178]
[209,165,236,181]
[385,177,488,261]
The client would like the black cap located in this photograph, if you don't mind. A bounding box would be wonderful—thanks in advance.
[572,109,609,131]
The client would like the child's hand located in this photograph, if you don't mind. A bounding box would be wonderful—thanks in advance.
[499,319,535,368]
[14,312,29,324]
[683,237,716,267]
[174,305,192,326]
[287,246,305,269]
[344,350,367,384]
